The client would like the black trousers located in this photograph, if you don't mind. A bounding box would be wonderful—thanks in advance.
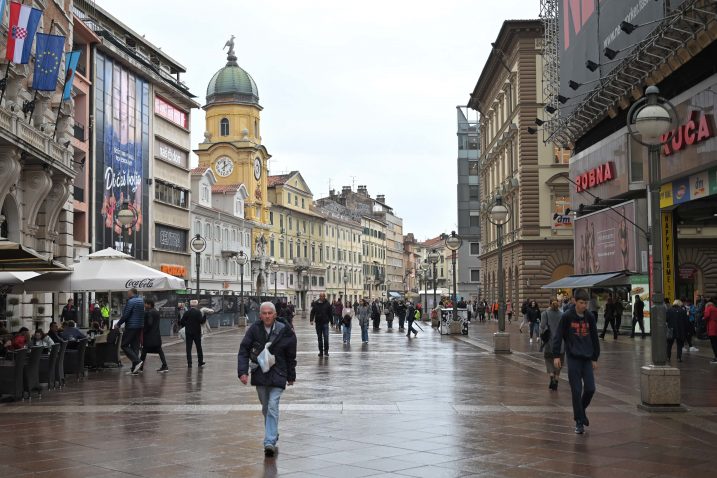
[710,336,717,358]
[140,348,167,367]
[601,317,617,338]
[121,328,142,365]
[372,316,380,329]
[185,333,203,365]
[666,337,684,361]
[631,316,645,337]
[407,318,417,336]
[315,323,329,353]
[567,356,595,425]
[398,315,405,330]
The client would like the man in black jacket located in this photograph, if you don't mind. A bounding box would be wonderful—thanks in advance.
[238,302,296,457]
[181,300,205,368]
[553,288,600,435]
[310,292,332,357]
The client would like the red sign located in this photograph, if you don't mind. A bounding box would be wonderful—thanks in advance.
[575,161,615,192]
[155,96,188,129]
[662,111,714,156]
[678,267,696,280]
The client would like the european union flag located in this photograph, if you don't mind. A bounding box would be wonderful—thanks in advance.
[32,33,65,91]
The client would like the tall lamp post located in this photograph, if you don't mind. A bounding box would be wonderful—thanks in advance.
[234,251,248,319]
[420,261,429,313]
[626,85,682,410]
[488,195,510,353]
[444,231,463,324]
[427,249,440,310]
[343,273,348,301]
[269,259,278,298]
[117,201,136,255]
[189,234,206,302]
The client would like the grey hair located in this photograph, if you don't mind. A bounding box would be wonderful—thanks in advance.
[260,301,276,313]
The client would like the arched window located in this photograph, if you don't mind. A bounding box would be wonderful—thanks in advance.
[220,118,229,136]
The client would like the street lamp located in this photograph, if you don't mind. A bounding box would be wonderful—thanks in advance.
[626,85,681,410]
[427,249,440,312]
[117,201,136,256]
[444,231,463,324]
[420,261,430,315]
[233,251,249,319]
[488,194,510,353]
[269,258,278,298]
[343,272,348,301]
[189,234,207,302]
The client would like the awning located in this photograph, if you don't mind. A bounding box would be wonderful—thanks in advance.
[388,291,403,299]
[0,241,70,272]
[542,272,631,289]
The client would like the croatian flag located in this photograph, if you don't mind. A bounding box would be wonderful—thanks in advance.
[6,2,42,64]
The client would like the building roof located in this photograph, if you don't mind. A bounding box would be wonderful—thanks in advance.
[211,184,243,194]
[420,235,445,248]
[267,173,293,187]
[206,53,260,107]
[191,166,209,175]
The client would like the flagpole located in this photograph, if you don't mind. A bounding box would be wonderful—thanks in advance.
[52,68,70,142]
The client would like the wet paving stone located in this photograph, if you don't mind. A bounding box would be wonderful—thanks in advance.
[1,319,716,477]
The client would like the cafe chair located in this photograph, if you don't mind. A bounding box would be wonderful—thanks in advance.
[64,338,88,382]
[23,346,43,400]
[0,348,27,402]
[39,343,60,391]
[55,341,68,389]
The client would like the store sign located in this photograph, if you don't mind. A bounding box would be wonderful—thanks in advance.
[661,111,714,156]
[575,162,615,192]
[660,167,717,208]
[155,224,187,253]
[552,196,572,229]
[679,266,696,280]
[155,139,188,168]
[160,264,186,277]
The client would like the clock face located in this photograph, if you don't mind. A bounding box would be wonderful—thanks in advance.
[215,157,234,177]
[254,158,262,180]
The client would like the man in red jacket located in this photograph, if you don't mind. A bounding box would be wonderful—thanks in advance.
[704,298,717,364]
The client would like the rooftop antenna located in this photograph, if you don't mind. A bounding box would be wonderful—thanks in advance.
[328,177,332,194]
[350,176,358,190]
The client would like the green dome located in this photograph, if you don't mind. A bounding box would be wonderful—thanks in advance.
[206,55,259,106]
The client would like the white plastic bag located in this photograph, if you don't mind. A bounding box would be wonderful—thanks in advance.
[178,327,186,341]
[257,341,275,373]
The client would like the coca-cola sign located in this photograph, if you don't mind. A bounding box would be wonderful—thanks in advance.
[125,278,156,289]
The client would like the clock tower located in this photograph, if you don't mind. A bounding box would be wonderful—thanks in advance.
[195,41,270,228]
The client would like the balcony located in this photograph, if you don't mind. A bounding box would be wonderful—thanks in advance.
[0,107,72,170]
[220,243,240,256]
[293,257,310,271]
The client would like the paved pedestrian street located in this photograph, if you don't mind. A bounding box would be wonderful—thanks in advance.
[1,319,717,478]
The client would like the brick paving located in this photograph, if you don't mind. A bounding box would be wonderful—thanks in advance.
[1,317,716,477]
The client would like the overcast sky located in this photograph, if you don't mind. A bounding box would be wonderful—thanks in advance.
[96,0,537,240]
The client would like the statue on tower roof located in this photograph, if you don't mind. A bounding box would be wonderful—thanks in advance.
[223,35,236,59]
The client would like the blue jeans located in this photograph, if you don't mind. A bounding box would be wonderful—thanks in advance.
[567,355,595,424]
[315,323,329,353]
[343,324,352,343]
[361,324,369,343]
[256,386,283,447]
[529,321,539,338]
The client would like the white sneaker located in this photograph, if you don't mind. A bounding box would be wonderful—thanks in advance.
[690,346,698,352]
[529,338,533,343]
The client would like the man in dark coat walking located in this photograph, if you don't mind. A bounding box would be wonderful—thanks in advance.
[371,299,381,330]
[139,298,168,373]
[115,288,145,374]
[395,301,407,331]
[238,302,297,457]
[310,292,332,357]
[181,299,205,368]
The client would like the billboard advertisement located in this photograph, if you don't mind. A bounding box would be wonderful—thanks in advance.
[574,201,637,274]
[558,0,670,119]
[94,52,150,259]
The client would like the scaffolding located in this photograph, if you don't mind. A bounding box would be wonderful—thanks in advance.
[540,0,561,145]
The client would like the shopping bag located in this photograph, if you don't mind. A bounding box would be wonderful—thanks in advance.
[257,341,275,373]
[178,327,186,341]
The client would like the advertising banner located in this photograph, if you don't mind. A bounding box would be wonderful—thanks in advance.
[558,1,666,119]
[94,52,150,260]
[574,201,637,274]
[661,212,675,303]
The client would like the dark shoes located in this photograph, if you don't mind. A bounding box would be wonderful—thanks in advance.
[199,362,206,367]
[318,352,323,357]
[264,444,277,457]
[549,378,558,390]
[157,365,169,373]
[575,421,585,434]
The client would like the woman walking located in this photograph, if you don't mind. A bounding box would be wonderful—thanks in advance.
[342,303,355,345]
[139,299,168,373]
[526,300,541,343]
[357,299,371,344]
[666,300,689,363]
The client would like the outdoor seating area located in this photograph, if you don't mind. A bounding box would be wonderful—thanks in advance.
[0,329,124,402]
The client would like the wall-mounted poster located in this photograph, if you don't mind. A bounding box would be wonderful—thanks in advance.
[94,52,150,259]
[574,201,637,275]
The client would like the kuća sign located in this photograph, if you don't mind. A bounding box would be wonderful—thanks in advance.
[575,161,615,192]
[661,111,714,156]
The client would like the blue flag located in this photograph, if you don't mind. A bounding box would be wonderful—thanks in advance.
[32,33,64,91]
[62,50,81,101]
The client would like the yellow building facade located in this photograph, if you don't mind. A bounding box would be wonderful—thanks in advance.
[194,44,273,293]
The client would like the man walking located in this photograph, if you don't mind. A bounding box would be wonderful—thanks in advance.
[139,299,168,373]
[181,299,206,368]
[310,292,332,357]
[552,288,600,434]
[371,299,381,330]
[631,295,645,338]
[406,302,419,338]
[114,288,145,374]
[61,298,77,323]
[238,302,297,457]
[396,300,407,331]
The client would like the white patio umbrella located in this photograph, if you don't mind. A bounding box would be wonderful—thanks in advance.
[22,248,185,292]
[0,272,40,293]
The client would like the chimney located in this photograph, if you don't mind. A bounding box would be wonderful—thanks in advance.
[329,189,336,199]
[376,194,386,203]
[341,186,351,197]
[357,185,368,196]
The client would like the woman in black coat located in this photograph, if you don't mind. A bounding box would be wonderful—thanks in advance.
[139,299,168,373]
[666,299,689,362]
[526,300,541,343]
